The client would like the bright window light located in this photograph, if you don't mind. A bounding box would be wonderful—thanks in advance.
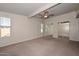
[0,17,11,38]
[41,23,44,33]
[1,28,10,37]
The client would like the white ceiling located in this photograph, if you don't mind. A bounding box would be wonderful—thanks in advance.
[0,3,79,18]
[35,3,79,18]
[48,3,79,16]
[0,3,49,16]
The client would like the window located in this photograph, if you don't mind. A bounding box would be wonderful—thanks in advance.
[0,17,11,38]
[41,23,44,33]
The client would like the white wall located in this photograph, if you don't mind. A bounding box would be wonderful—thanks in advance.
[44,18,58,38]
[0,11,42,47]
[70,16,79,41]
[45,11,79,41]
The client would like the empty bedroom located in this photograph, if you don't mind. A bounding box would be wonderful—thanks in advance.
[0,3,79,56]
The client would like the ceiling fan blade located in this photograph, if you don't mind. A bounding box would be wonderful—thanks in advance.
[49,14,54,16]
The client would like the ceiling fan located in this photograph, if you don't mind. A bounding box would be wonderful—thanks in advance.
[39,10,54,19]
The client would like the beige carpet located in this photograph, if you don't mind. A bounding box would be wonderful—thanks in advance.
[0,36,79,56]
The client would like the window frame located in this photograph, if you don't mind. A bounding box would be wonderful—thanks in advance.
[0,16,11,38]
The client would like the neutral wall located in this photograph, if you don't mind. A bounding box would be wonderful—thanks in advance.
[45,11,79,41]
[0,11,42,47]
[70,16,79,41]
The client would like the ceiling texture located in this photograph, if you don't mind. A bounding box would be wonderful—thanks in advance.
[0,3,50,16]
[0,3,79,18]
[48,3,79,16]
[35,3,79,19]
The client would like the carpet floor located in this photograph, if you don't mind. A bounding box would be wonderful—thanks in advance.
[0,36,79,56]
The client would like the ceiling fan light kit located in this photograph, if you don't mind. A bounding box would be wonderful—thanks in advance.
[39,10,54,19]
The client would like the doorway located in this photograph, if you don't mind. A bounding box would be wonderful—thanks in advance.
[58,21,69,40]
